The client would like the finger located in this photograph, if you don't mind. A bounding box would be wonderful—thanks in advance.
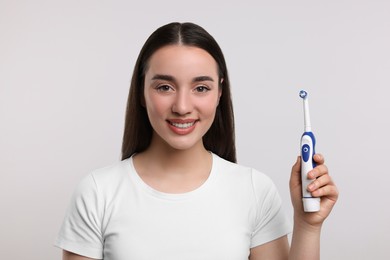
[307,174,332,192]
[291,156,301,174]
[290,156,301,185]
[311,181,339,199]
[313,153,324,164]
[308,164,329,179]
[327,185,339,201]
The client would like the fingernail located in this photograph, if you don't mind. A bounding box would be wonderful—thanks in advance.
[308,183,315,191]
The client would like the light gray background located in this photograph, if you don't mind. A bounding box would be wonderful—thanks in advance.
[1,0,389,259]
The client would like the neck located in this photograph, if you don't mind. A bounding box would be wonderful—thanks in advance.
[132,135,213,193]
[135,133,211,175]
[147,141,209,171]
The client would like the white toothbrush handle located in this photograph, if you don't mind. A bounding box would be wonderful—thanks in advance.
[300,132,321,212]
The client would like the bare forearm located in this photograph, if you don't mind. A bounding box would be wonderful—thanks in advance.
[288,154,338,260]
[63,250,95,260]
[289,220,322,260]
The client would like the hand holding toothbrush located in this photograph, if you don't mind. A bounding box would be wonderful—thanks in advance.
[288,154,338,260]
[290,154,338,227]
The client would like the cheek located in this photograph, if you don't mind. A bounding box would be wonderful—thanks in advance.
[145,93,169,117]
[198,96,219,117]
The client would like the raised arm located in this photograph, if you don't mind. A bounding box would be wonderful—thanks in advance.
[250,154,338,260]
[288,154,338,260]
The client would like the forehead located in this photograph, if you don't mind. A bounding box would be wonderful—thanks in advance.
[146,45,218,78]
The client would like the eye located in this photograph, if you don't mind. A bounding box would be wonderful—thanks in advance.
[194,85,210,93]
[156,84,173,92]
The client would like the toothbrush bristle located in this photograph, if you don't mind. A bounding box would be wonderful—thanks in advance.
[299,90,307,99]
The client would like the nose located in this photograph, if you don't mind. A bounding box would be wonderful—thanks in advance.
[172,91,193,115]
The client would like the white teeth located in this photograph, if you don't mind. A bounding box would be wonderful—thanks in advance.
[170,122,195,129]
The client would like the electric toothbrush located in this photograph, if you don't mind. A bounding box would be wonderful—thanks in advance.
[299,90,321,212]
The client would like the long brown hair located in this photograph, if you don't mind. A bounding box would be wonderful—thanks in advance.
[121,22,236,163]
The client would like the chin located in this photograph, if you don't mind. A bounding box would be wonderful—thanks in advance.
[166,142,198,151]
[152,129,205,152]
[163,137,203,151]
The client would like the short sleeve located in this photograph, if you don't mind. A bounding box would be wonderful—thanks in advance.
[250,170,292,248]
[54,174,104,259]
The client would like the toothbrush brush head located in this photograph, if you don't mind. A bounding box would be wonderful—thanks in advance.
[299,90,308,99]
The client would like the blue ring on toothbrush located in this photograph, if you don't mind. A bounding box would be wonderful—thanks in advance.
[299,90,307,99]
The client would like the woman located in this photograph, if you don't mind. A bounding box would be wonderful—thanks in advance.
[55,22,338,260]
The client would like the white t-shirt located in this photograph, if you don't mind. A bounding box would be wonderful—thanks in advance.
[55,153,291,259]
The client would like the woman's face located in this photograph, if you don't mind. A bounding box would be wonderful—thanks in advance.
[143,45,222,151]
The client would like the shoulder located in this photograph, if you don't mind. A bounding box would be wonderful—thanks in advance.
[212,154,285,222]
[74,159,132,198]
[90,159,131,184]
[213,153,274,188]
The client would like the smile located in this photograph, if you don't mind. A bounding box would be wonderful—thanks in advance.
[168,121,196,129]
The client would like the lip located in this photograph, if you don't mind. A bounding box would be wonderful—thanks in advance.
[167,119,198,135]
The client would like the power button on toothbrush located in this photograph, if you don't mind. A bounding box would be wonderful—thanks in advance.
[302,144,310,162]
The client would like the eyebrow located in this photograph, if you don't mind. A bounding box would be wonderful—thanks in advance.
[151,74,174,81]
[151,74,215,83]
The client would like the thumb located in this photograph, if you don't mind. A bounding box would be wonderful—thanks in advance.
[290,156,301,186]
